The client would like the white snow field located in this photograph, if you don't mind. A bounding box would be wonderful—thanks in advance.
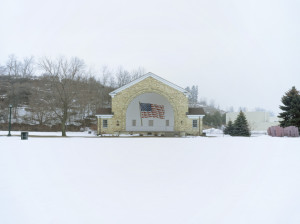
[1,135,300,224]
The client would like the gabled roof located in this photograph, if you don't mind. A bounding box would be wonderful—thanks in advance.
[96,108,113,115]
[186,107,205,118]
[109,72,190,97]
[95,107,113,117]
[187,107,205,115]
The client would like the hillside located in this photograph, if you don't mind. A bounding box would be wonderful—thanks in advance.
[0,74,113,131]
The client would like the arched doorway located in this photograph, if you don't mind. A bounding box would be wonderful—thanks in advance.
[126,93,174,132]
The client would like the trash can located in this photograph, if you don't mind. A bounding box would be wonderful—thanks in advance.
[21,132,28,140]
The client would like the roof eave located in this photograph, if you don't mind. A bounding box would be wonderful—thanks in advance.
[187,115,205,119]
[95,114,114,118]
[109,72,190,97]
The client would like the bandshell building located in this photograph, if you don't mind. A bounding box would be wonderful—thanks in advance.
[96,73,205,136]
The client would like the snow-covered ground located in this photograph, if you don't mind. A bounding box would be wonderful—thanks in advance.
[203,128,268,137]
[1,135,300,224]
[203,128,225,137]
[0,131,95,137]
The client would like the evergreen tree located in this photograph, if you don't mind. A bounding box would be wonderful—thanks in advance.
[224,120,234,135]
[278,86,300,131]
[231,111,251,136]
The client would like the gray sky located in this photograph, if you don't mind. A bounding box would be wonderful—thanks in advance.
[1,0,299,114]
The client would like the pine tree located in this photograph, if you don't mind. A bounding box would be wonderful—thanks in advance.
[224,120,234,135]
[278,86,300,131]
[231,111,251,136]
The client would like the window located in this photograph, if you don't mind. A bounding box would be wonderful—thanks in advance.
[166,120,169,126]
[103,119,108,128]
[193,119,198,128]
[132,120,136,126]
[149,120,154,126]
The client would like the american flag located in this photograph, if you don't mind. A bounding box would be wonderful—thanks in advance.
[140,103,165,119]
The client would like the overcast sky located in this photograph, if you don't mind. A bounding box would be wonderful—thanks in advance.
[1,0,299,114]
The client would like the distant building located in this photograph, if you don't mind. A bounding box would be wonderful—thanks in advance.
[96,73,205,136]
[226,111,280,131]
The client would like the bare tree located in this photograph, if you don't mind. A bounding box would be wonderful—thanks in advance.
[116,67,131,87]
[21,56,35,77]
[39,57,85,136]
[130,67,145,80]
[186,85,199,107]
[109,75,116,89]
[99,66,114,107]
[0,64,6,75]
[3,55,35,77]
[27,77,54,126]
[6,55,21,76]
[99,66,111,86]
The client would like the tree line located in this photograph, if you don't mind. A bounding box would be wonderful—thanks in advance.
[0,55,230,135]
[0,55,145,136]
[185,85,226,129]
[223,86,300,137]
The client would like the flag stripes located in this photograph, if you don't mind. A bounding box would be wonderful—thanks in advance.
[140,103,165,119]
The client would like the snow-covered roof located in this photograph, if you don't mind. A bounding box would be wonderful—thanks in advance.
[109,72,190,97]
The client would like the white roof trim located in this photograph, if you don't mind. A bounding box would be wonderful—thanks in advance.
[109,72,190,97]
[96,115,113,118]
[187,115,205,119]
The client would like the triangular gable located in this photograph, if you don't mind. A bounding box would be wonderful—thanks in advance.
[109,72,190,97]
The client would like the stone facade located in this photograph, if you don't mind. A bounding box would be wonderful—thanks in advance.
[96,74,204,136]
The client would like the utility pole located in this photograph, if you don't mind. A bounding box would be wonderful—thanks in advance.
[8,104,12,136]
